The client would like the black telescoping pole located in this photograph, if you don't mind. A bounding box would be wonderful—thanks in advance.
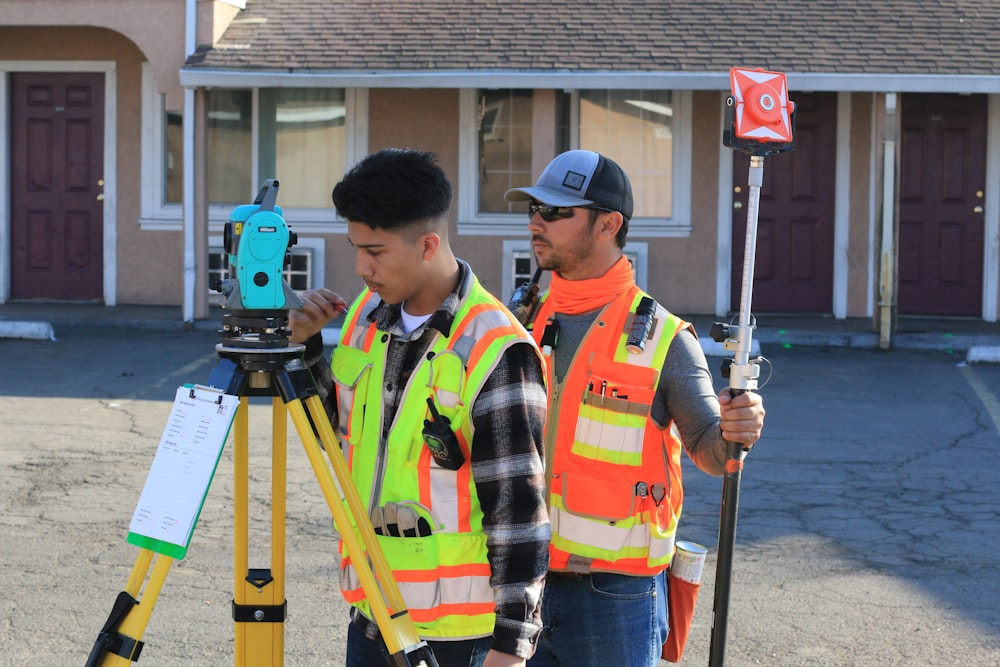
[708,153,764,667]
[708,440,750,666]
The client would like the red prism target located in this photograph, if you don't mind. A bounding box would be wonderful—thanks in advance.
[730,68,794,142]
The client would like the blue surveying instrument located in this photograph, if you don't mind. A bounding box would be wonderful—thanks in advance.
[218,179,303,312]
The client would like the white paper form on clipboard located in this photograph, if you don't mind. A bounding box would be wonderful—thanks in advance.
[127,384,239,559]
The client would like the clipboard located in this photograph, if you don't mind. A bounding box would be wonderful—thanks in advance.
[126,384,239,559]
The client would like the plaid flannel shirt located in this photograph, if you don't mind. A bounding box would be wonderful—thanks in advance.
[301,261,550,659]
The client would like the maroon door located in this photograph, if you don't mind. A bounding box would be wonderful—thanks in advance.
[731,92,837,313]
[897,94,986,316]
[10,72,105,301]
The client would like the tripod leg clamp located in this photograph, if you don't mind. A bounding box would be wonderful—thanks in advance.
[102,632,145,663]
[232,568,287,623]
[85,591,145,666]
[232,600,288,623]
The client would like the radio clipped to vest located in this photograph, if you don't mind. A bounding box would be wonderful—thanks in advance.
[507,267,543,326]
[626,297,657,354]
[422,397,465,470]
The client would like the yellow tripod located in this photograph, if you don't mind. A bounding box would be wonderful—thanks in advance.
[86,335,438,667]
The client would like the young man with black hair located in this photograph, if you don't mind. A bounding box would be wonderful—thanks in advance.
[504,150,765,667]
[289,148,550,667]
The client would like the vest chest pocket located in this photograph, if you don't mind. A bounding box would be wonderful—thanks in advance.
[330,345,374,443]
[559,470,637,522]
[572,354,658,467]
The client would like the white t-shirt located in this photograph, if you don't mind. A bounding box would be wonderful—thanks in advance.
[400,304,432,334]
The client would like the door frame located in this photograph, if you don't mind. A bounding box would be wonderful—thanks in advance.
[985,94,1000,322]
[0,60,117,305]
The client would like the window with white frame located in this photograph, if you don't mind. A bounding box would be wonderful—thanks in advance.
[207,90,254,205]
[207,236,326,301]
[576,90,677,221]
[139,63,183,227]
[459,88,691,238]
[510,250,536,295]
[206,88,348,208]
[477,89,534,214]
[258,88,347,208]
[207,246,312,295]
[165,110,182,204]
[139,62,364,232]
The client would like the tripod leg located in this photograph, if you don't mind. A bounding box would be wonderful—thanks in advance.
[88,551,173,666]
[285,395,436,666]
[125,548,155,597]
[270,398,288,655]
[233,395,250,664]
[233,397,288,666]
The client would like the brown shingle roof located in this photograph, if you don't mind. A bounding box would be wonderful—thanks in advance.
[184,0,1000,77]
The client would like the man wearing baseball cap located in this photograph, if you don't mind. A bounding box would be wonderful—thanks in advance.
[505,150,766,667]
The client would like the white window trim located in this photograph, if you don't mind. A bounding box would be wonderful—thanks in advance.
[209,234,326,290]
[833,92,852,320]
[501,240,534,304]
[625,242,649,290]
[500,239,648,304]
[715,92,734,318]
[457,89,521,233]
[140,62,181,230]
[459,89,693,238]
[985,93,1000,322]
[142,73,368,234]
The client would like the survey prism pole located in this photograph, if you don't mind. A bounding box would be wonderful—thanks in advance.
[709,67,795,667]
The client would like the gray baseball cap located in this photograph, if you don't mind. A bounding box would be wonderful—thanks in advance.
[505,150,633,220]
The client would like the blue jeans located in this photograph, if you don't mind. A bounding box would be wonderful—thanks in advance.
[345,615,492,667]
[528,571,668,667]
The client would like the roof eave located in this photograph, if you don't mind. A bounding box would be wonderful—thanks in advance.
[178,68,1000,94]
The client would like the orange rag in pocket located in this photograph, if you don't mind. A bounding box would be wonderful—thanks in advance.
[661,571,702,663]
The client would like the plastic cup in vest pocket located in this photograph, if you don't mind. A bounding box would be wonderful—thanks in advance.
[671,541,708,584]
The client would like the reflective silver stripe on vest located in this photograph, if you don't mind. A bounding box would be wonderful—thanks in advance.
[341,564,494,609]
[551,507,676,562]
[573,412,645,458]
[429,467,460,531]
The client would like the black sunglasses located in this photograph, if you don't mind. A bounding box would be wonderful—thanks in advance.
[528,200,614,222]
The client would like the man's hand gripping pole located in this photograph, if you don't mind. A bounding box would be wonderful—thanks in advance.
[708,67,795,667]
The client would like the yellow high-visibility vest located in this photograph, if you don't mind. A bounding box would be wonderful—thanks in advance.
[331,276,540,638]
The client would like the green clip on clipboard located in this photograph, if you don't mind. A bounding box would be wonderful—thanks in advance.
[126,384,239,559]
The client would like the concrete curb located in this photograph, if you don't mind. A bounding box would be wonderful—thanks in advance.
[761,330,880,350]
[0,320,57,340]
[965,345,1000,364]
[3,315,997,364]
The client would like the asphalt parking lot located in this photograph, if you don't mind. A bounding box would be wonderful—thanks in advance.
[1,324,999,666]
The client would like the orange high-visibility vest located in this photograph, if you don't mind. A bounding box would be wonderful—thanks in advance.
[330,276,541,638]
[531,286,690,575]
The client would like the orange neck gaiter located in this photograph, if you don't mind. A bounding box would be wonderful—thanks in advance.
[544,255,636,316]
